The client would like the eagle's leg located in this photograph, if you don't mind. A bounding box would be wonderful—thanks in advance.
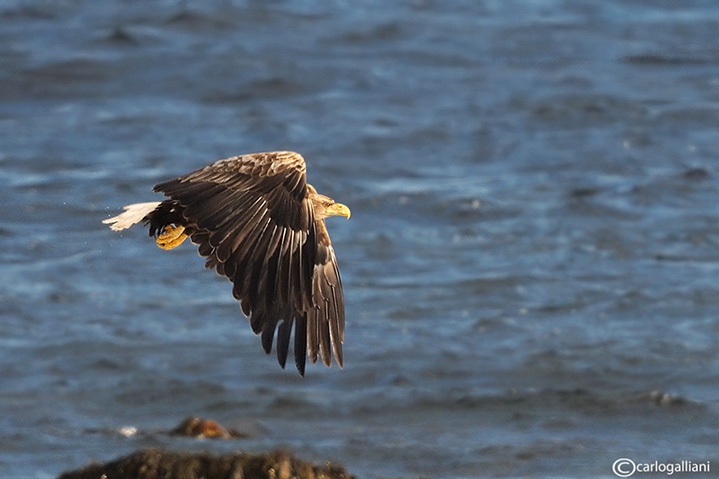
[156,224,188,250]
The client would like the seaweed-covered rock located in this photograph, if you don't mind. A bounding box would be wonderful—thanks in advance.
[58,448,356,479]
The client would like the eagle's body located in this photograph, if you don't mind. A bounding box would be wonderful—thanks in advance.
[103,151,349,375]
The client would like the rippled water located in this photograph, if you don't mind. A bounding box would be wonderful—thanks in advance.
[2,1,719,478]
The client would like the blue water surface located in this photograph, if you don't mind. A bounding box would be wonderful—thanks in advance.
[1,1,719,478]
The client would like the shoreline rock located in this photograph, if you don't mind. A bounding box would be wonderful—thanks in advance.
[58,448,356,479]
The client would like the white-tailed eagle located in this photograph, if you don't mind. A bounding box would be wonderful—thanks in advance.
[103,151,349,376]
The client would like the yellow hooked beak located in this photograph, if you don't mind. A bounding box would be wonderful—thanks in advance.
[328,202,351,219]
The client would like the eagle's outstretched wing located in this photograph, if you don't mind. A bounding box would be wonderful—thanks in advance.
[153,151,344,375]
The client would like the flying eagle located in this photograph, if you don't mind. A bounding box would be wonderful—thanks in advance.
[103,151,350,376]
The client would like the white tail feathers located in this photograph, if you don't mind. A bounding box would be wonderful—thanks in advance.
[102,202,161,231]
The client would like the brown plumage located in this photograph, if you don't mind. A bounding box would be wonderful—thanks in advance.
[103,151,350,375]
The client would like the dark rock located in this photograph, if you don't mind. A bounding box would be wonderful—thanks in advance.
[58,448,356,479]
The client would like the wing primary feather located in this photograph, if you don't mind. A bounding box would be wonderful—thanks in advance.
[276,319,292,368]
[328,255,345,367]
[307,308,319,364]
[319,302,332,367]
[294,314,307,376]
[260,315,276,354]
[272,228,289,308]
[285,230,296,307]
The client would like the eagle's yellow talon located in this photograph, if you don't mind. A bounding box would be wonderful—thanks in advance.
[157,224,188,250]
